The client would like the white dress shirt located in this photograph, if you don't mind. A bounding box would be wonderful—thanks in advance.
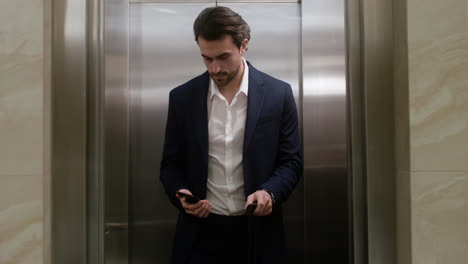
[206,58,249,215]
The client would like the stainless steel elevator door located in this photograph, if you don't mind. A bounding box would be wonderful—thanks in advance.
[128,3,301,263]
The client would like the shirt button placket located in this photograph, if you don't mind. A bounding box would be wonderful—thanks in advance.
[224,103,230,191]
[226,106,232,193]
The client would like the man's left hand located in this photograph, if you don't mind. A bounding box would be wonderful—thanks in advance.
[245,190,272,216]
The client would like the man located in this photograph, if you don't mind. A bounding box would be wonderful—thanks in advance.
[160,6,302,264]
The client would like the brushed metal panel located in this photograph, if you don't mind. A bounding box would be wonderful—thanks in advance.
[52,0,87,263]
[104,0,129,263]
[130,0,214,3]
[129,0,297,3]
[219,0,299,3]
[361,0,396,264]
[220,4,303,262]
[346,0,368,263]
[87,0,105,263]
[129,5,211,263]
[302,0,350,263]
[222,3,301,103]
[129,3,301,263]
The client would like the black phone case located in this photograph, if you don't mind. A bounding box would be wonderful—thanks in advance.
[177,192,200,204]
[185,195,200,204]
[244,203,257,216]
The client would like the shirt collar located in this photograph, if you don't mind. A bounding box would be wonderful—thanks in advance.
[209,57,249,101]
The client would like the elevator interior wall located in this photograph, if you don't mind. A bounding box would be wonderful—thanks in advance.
[128,3,302,263]
[100,1,351,263]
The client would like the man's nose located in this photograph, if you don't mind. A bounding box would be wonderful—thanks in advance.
[209,61,221,74]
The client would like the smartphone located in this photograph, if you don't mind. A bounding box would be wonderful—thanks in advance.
[244,203,258,216]
[176,191,200,204]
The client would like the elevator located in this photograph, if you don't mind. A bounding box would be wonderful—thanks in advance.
[51,0,369,263]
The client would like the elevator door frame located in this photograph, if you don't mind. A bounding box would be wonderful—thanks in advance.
[50,0,397,263]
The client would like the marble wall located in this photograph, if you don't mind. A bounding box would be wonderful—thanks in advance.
[407,0,468,263]
[0,0,44,263]
[1,0,467,263]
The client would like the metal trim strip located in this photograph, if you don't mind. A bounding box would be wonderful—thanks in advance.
[345,0,368,263]
[51,0,88,263]
[302,0,350,262]
[87,0,105,263]
[102,0,130,263]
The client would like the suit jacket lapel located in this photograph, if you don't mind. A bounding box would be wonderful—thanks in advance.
[243,63,265,155]
[192,72,210,164]
[192,65,265,166]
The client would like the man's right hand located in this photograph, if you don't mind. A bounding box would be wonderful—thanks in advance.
[176,189,212,218]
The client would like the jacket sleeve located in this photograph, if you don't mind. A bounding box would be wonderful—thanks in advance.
[160,90,187,209]
[259,85,303,205]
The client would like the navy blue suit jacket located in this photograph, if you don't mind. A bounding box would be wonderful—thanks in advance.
[160,62,303,263]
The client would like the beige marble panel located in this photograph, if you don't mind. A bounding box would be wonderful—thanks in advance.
[0,0,43,175]
[412,171,468,264]
[0,59,43,175]
[408,5,468,170]
[0,175,42,264]
[0,0,43,56]
[407,0,466,50]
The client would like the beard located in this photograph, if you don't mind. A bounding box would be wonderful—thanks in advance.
[210,63,241,88]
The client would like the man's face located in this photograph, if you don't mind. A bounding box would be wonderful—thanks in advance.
[198,35,248,88]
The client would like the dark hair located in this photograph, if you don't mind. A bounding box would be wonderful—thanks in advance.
[193,6,250,49]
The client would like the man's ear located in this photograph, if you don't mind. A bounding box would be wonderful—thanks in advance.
[241,38,249,54]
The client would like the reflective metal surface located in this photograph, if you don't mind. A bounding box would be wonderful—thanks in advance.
[218,0,299,2]
[104,0,129,263]
[128,3,301,263]
[220,4,303,261]
[361,0,396,263]
[87,0,105,263]
[130,0,214,3]
[51,0,87,263]
[346,0,367,263]
[302,0,350,263]
[129,0,298,3]
[49,0,362,263]
[129,5,210,263]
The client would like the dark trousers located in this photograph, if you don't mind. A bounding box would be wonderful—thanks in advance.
[188,214,249,264]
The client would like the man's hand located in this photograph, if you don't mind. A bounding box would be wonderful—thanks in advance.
[245,190,272,216]
[176,189,211,218]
